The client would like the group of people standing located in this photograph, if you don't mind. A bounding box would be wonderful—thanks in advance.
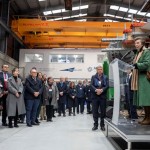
[0,66,95,128]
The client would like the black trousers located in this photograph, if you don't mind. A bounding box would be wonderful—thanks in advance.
[46,105,53,120]
[68,101,76,114]
[77,98,85,113]
[8,109,18,126]
[58,101,65,115]
[92,97,106,127]
[87,101,92,113]
[1,95,7,124]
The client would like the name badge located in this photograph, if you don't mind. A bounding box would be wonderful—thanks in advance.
[49,89,52,92]
[4,79,8,82]
[98,81,101,86]
[80,88,82,90]
[88,90,90,92]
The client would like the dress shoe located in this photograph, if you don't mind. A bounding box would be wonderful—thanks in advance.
[31,122,39,125]
[58,114,61,117]
[14,124,19,128]
[27,124,32,127]
[8,125,13,128]
[73,113,76,116]
[92,126,98,131]
[53,115,56,118]
[101,126,105,131]
[2,123,8,126]
[69,114,71,116]
[63,114,66,117]
[35,120,41,124]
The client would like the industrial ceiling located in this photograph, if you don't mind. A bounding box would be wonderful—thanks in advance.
[9,0,150,49]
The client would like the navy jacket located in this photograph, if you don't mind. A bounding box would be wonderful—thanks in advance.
[68,87,77,107]
[124,74,133,101]
[24,75,43,100]
[85,85,92,101]
[76,84,86,98]
[57,82,67,103]
[91,73,108,99]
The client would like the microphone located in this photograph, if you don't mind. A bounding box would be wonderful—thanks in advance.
[121,49,137,60]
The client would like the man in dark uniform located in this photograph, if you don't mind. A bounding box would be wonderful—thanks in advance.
[86,81,92,114]
[91,65,108,131]
[0,64,11,126]
[57,77,67,117]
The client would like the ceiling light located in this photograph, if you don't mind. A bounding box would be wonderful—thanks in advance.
[115,16,123,19]
[52,10,61,14]
[79,13,87,16]
[72,6,80,11]
[75,19,86,22]
[39,0,46,1]
[63,16,70,19]
[104,14,115,17]
[128,9,138,14]
[119,7,128,12]
[137,11,146,16]
[124,17,131,21]
[110,5,119,10]
[80,5,88,9]
[54,18,63,21]
[146,13,150,17]
[43,11,52,15]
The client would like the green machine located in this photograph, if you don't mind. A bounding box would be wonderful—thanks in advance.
[103,59,114,101]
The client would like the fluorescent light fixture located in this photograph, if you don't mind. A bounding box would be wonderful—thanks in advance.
[63,16,70,19]
[146,13,150,17]
[54,18,62,21]
[115,16,123,19]
[101,48,126,52]
[47,19,54,21]
[52,9,61,14]
[104,14,115,17]
[124,17,131,21]
[38,57,43,61]
[72,6,80,11]
[39,0,46,1]
[43,11,52,15]
[75,19,86,22]
[71,15,80,18]
[137,11,146,16]
[110,5,119,10]
[80,5,88,9]
[62,9,67,12]
[101,38,125,42]
[79,13,87,16]
[119,7,128,12]
[128,9,138,14]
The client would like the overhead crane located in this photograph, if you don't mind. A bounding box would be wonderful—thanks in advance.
[11,19,132,49]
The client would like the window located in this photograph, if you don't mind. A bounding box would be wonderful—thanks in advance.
[50,54,84,63]
[25,54,43,63]
[97,55,105,63]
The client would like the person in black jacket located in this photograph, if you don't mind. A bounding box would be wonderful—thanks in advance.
[24,68,43,127]
[91,66,108,131]
[68,82,77,116]
[57,77,67,117]
[86,81,92,114]
[0,64,11,126]
[124,70,138,120]
[76,80,86,114]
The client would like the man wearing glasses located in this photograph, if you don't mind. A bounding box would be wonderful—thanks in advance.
[24,68,43,127]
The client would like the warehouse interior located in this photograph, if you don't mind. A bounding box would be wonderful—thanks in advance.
[0,0,150,150]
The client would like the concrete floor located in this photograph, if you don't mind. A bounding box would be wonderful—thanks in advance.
[0,113,115,150]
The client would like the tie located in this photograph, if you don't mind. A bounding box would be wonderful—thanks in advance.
[4,73,8,90]
[61,82,63,87]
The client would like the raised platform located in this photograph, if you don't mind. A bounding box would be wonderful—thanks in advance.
[105,118,150,150]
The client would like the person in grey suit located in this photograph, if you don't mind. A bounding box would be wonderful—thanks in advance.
[6,68,26,128]
[43,77,59,122]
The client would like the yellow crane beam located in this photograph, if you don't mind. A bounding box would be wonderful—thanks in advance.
[24,36,109,45]
[12,19,132,33]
